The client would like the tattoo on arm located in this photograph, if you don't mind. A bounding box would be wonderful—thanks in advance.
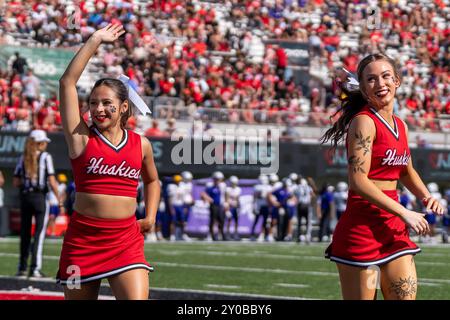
[355,131,371,156]
[389,276,417,299]
[348,156,366,174]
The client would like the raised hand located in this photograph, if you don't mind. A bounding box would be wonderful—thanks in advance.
[92,23,125,43]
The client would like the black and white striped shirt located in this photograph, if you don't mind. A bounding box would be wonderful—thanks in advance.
[14,152,55,194]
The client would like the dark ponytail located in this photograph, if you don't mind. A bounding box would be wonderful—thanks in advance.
[319,86,367,150]
[320,53,401,150]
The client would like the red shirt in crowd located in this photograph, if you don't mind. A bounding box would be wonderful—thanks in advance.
[275,48,288,68]
[406,98,418,111]
[323,34,340,48]
[192,41,207,55]
[370,31,383,43]
[260,14,270,26]
[343,54,358,73]
[159,79,174,94]
[144,126,166,137]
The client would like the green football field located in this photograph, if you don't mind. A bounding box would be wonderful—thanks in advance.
[1,238,449,300]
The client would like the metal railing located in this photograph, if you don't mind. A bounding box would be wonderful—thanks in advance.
[146,98,450,147]
[150,98,320,126]
[151,101,447,131]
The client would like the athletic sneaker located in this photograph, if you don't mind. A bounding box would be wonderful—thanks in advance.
[305,234,311,244]
[15,270,27,278]
[145,233,158,243]
[442,232,449,244]
[182,234,192,242]
[29,270,46,278]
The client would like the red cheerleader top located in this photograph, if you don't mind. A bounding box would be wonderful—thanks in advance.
[71,126,142,198]
[347,106,410,180]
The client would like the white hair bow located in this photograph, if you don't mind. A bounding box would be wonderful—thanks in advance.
[117,74,152,116]
[342,67,360,91]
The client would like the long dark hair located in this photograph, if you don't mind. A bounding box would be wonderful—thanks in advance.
[320,53,401,150]
[89,78,133,129]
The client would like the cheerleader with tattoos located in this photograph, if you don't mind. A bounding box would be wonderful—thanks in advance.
[321,54,444,300]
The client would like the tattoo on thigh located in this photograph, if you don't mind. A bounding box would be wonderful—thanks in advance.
[389,276,417,299]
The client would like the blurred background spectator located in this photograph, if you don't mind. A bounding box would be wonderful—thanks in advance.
[145,119,168,137]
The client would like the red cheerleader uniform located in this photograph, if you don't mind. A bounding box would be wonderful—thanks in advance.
[326,106,420,267]
[57,126,153,285]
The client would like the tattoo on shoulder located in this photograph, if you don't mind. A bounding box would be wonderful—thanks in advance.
[348,156,366,174]
[389,276,417,299]
[355,131,371,156]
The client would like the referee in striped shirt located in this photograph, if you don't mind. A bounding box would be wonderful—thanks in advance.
[13,130,61,278]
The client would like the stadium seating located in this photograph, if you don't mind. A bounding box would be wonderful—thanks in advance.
[0,0,448,142]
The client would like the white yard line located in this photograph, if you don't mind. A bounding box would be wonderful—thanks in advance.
[415,261,448,266]
[421,278,450,284]
[0,289,64,297]
[0,252,59,260]
[0,252,336,278]
[418,252,449,257]
[152,249,324,261]
[150,249,450,266]
[2,236,449,254]
[153,261,338,277]
[149,287,316,300]
[2,236,450,250]
[416,243,450,249]
[0,248,446,267]
[205,284,241,289]
[2,252,450,282]
[418,282,442,287]
[0,238,63,244]
[0,252,336,277]
[275,283,310,289]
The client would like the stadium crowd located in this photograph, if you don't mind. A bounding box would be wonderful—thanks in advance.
[0,0,448,136]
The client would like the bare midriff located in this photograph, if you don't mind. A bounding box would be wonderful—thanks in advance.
[369,179,397,191]
[74,192,137,219]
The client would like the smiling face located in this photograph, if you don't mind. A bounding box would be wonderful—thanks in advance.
[359,60,401,109]
[89,85,128,130]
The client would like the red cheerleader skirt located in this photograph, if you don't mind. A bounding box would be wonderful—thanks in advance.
[56,211,153,285]
[326,190,420,267]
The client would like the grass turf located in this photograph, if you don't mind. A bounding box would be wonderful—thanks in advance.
[0,238,449,299]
